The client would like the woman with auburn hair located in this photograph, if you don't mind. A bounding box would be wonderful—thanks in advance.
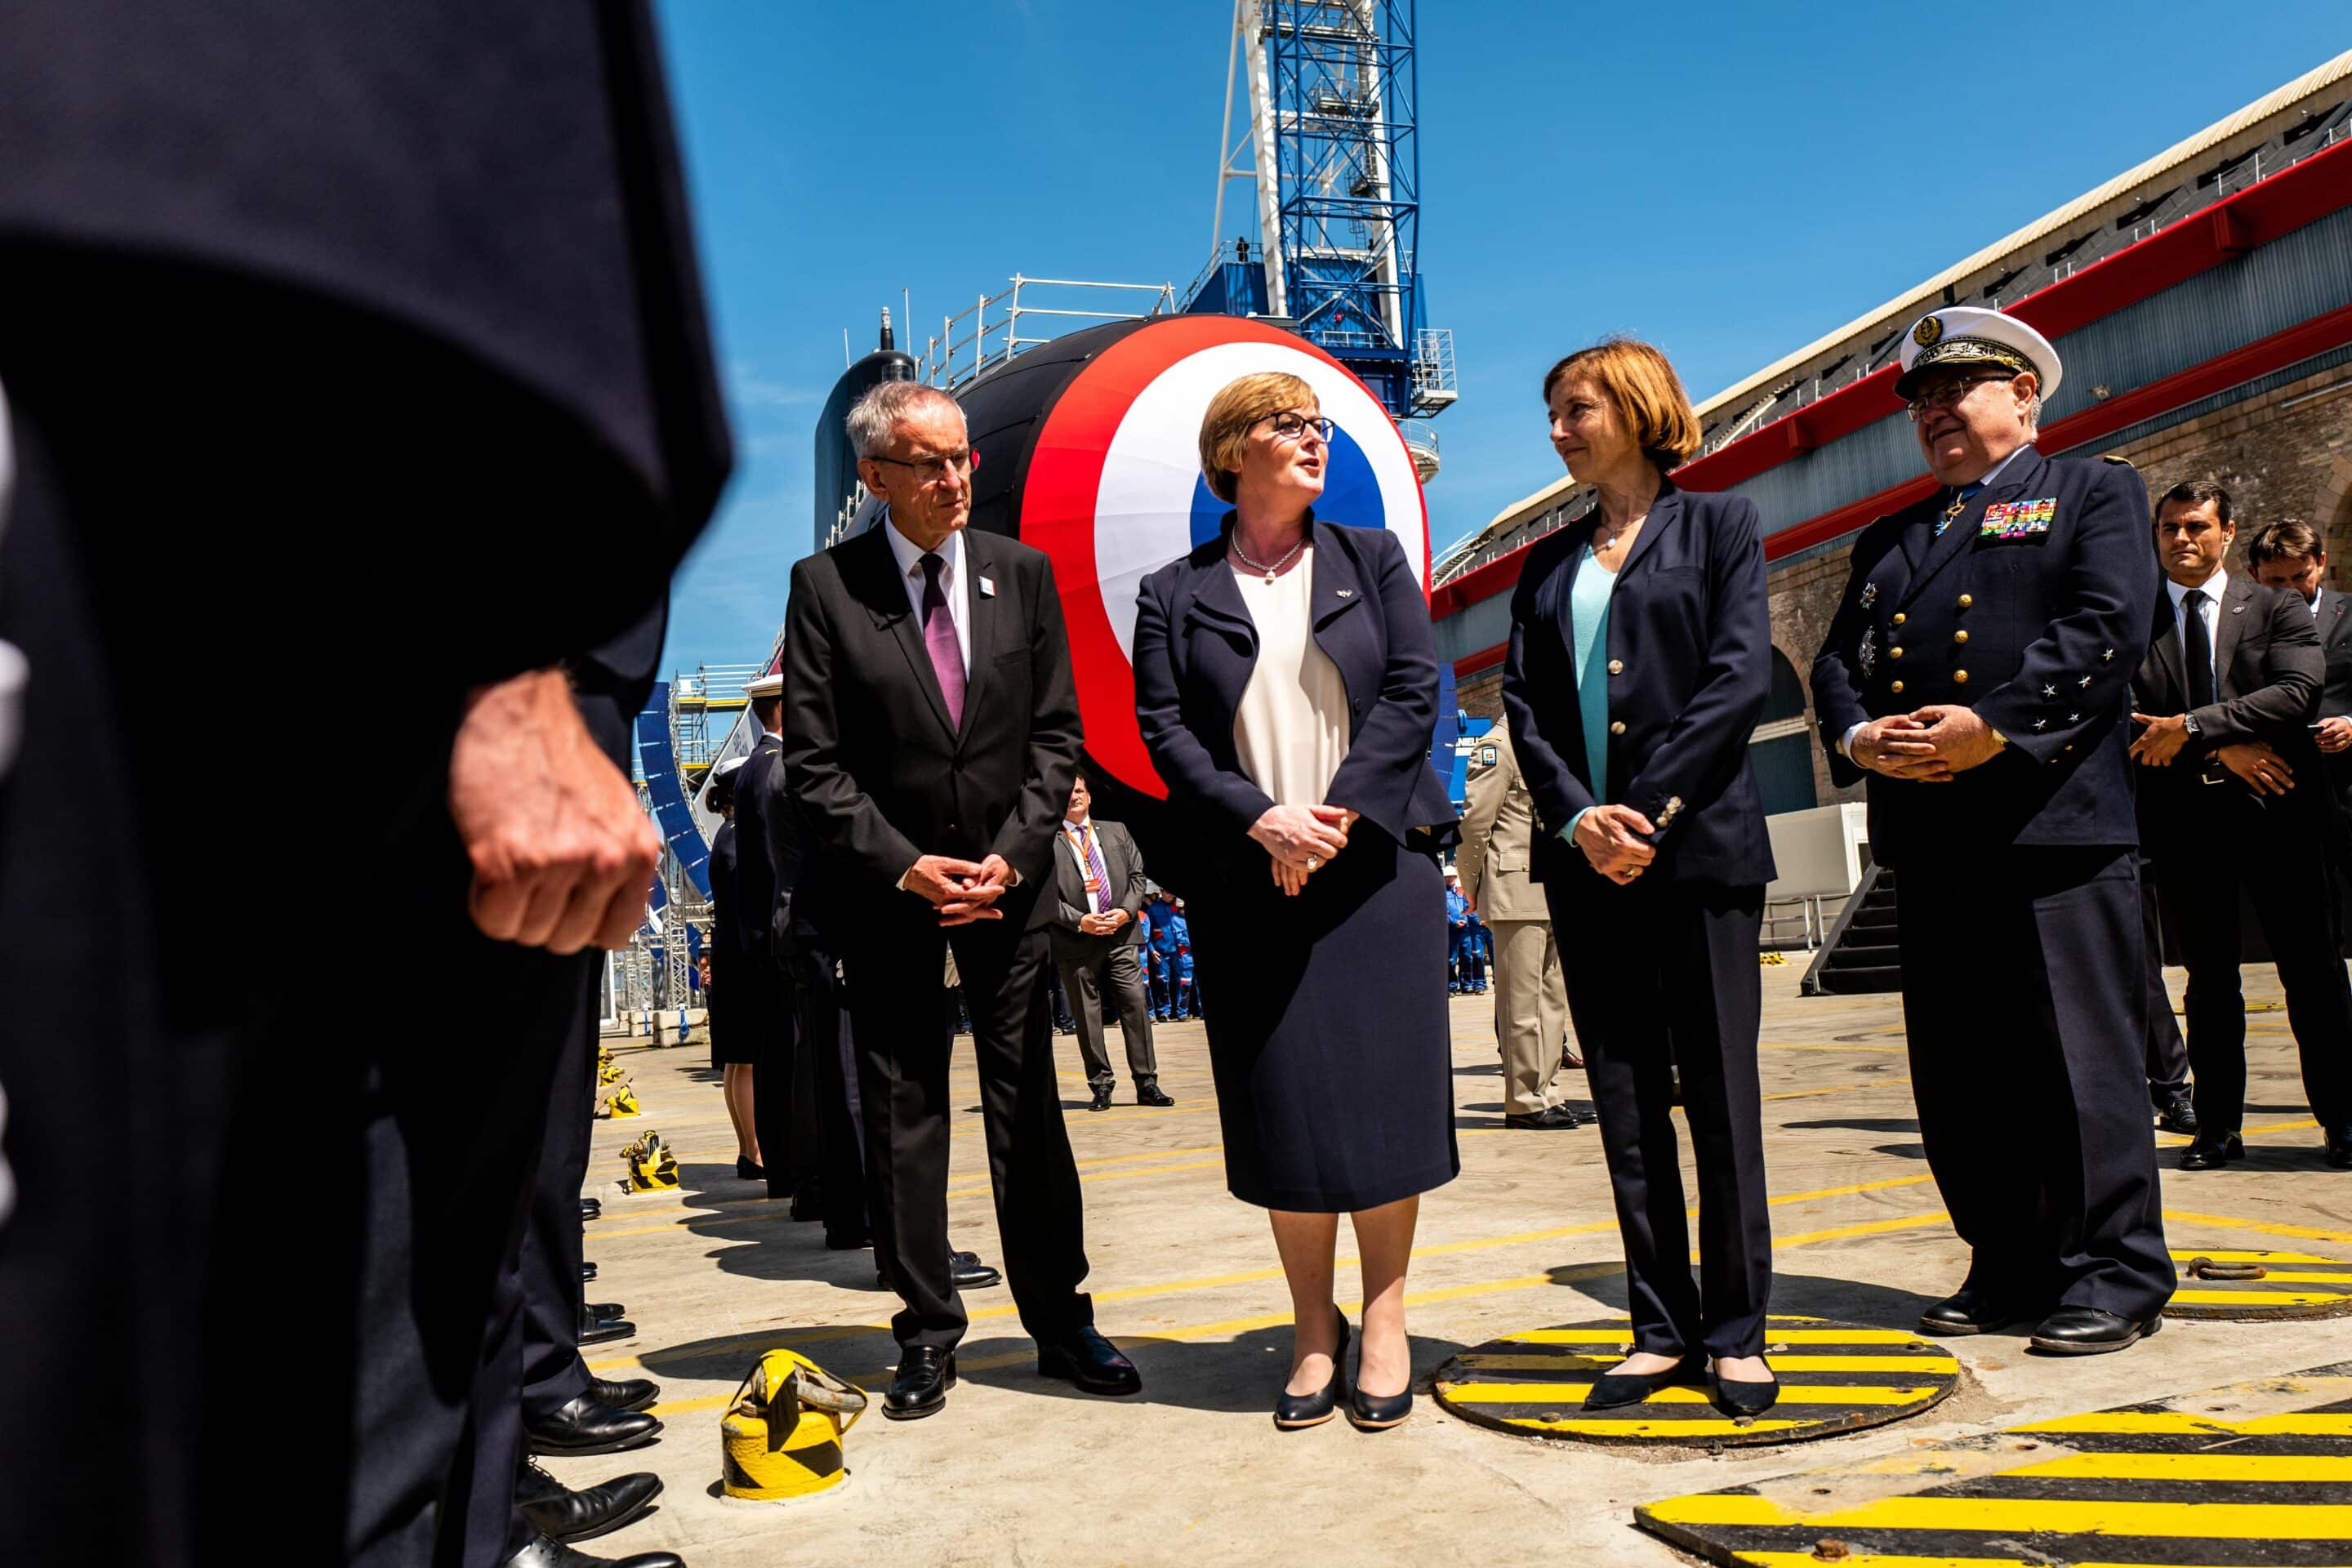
[1502,339,1781,1415]
[1131,369,1458,1432]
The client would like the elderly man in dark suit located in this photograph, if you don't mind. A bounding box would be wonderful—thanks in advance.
[2133,485,2352,1172]
[1050,772,1171,1112]
[782,380,1138,1421]
[1812,306,2172,1355]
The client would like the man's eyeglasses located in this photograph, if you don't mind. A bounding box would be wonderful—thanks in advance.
[1905,375,2015,421]
[871,448,980,483]
[1254,411,1334,443]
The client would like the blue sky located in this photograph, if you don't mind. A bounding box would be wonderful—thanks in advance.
[652,1,2350,677]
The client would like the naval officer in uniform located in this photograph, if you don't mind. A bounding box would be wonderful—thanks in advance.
[1812,306,2173,1354]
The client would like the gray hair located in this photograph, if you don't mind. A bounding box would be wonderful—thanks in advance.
[846,381,964,460]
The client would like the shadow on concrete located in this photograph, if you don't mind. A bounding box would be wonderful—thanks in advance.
[1780,1117,1920,1134]
[1453,1098,1597,1131]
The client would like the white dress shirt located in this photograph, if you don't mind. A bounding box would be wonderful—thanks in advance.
[2167,567,2227,699]
[882,510,971,675]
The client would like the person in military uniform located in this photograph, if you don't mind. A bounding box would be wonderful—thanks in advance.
[1811,306,2173,1354]
[703,755,761,1172]
[1456,725,1582,1130]
[732,675,792,1198]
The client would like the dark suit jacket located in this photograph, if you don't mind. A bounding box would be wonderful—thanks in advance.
[708,819,747,958]
[1810,447,2158,866]
[732,733,788,955]
[782,523,1082,933]
[2131,574,2324,853]
[1502,481,1776,888]
[1048,817,1150,960]
[1132,514,1455,877]
[2313,588,2352,803]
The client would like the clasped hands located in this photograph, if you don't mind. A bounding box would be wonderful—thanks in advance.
[904,853,1018,926]
[1250,803,1358,897]
[2128,710,2296,795]
[1850,704,2006,783]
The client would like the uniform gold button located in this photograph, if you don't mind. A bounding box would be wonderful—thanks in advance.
[1958,594,1974,608]
[1607,659,1624,675]
[1891,680,1904,695]
[1953,670,1970,684]
[1609,720,1627,736]
[1953,630,1969,644]
[1889,646,1904,659]
[1893,612,1906,626]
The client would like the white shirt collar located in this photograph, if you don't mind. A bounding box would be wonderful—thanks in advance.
[883,512,962,582]
[2168,567,2228,611]
[1959,444,2029,492]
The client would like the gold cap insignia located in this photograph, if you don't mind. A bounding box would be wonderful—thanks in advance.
[1913,315,1944,347]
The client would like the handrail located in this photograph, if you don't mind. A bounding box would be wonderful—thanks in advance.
[1800,863,1886,997]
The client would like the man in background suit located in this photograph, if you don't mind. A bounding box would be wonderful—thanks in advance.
[2134,484,2352,1171]
[1457,726,1583,1131]
[782,380,1138,1421]
[733,678,795,1204]
[2248,519,2352,953]
[1049,772,1170,1113]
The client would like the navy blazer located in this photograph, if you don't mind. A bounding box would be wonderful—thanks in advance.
[1503,480,1777,888]
[1133,514,1456,871]
[1809,447,2158,867]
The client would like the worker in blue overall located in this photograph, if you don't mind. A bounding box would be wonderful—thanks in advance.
[1146,889,1180,1020]
[1169,903,1196,1021]
[1445,868,1472,991]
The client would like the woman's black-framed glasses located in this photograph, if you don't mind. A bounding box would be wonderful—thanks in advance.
[871,447,981,483]
[1254,411,1334,443]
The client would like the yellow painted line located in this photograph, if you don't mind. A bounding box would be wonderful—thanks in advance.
[2176,1270,2352,1284]
[1642,1491,2352,1539]
[1507,1327,1936,1346]
[1522,1417,1813,1438]
[1769,1211,1952,1250]
[2013,1411,2352,1437]
[2167,1209,2352,1245]
[1442,1381,1942,1407]
[1729,1557,2236,1568]
[2011,1451,2352,1482]
[2172,1289,2352,1306]
[1456,1352,1958,1374]
[1762,1077,1913,1102]
[2169,1249,2348,1264]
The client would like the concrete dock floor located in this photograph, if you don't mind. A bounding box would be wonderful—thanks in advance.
[567,964,2352,1566]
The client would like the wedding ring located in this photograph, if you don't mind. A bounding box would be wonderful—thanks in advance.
[1306,856,1322,871]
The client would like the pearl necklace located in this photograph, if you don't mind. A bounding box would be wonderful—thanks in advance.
[1230,532,1306,582]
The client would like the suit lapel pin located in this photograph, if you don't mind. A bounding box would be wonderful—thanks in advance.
[1336,588,1352,597]
[978,575,997,599]
[2231,604,2244,613]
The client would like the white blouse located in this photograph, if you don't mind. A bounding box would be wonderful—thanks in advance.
[1231,548,1352,808]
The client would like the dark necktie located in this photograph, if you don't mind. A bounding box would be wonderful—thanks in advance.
[920,551,965,728]
[2182,587,2215,710]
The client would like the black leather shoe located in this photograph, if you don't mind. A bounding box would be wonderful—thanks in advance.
[1584,1355,1704,1410]
[579,1199,601,1222]
[1710,1365,1780,1417]
[2326,1127,2352,1169]
[2029,1307,2162,1355]
[587,1302,625,1322]
[951,1250,1002,1291]
[1346,1363,1414,1432]
[1918,1286,2029,1337]
[1137,1083,1175,1107]
[884,1346,956,1420]
[580,1262,599,1284]
[589,1377,660,1414]
[525,1392,663,1457]
[1089,1086,1113,1112]
[515,1457,663,1545]
[2180,1132,2245,1170]
[504,1531,682,1568]
[2154,1093,2198,1135]
[1274,1311,1350,1430]
[580,1317,636,1347]
[735,1155,764,1181]
[1037,1325,1143,1395]
[1504,1104,1584,1130]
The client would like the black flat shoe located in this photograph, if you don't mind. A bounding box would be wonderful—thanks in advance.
[525,1392,663,1457]
[579,1199,602,1222]
[504,1530,682,1568]
[586,1301,625,1322]
[2179,1132,2245,1171]
[1918,1285,2030,1337]
[1584,1355,1704,1410]
[589,1376,660,1414]
[1710,1365,1779,1416]
[1089,1087,1113,1112]
[951,1250,1002,1290]
[1273,1311,1350,1430]
[2154,1093,2198,1135]
[735,1156,764,1181]
[580,1262,599,1284]
[1137,1084,1175,1107]
[514,1458,662,1545]
[2330,1127,2352,1169]
[1037,1325,1143,1395]
[579,1317,636,1348]
[884,1346,956,1420]
[2029,1307,2161,1355]
[1503,1104,1584,1130]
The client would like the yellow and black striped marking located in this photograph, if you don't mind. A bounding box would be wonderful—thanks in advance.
[2166,1248,2352,1321]
[1431,1316,1959,1448]
[1636,1361,2352,1566]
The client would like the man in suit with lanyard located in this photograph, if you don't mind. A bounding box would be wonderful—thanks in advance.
[781,380,1138,1420]
[2140,495,2352,1171]
[1812,306,2174,1354]
[1049,772,1171,1112]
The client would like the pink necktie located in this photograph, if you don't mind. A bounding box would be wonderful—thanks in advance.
[1080,826,1114,913]
[919,551,965,728]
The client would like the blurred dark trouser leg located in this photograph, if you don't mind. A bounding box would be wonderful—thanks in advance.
[2139,863,2188,1102]
[521,974,601,1420]
[790,929,867,1245]
[754,957,799,1202]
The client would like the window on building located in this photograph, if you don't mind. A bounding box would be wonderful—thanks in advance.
[1749,648,1817,817]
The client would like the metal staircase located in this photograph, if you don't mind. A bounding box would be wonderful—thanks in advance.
[1801,866,1902,996]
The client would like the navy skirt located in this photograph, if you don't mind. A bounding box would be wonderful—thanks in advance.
[1187,829,1458,1212]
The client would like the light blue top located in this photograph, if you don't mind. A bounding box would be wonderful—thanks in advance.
[1565,546,1617,842]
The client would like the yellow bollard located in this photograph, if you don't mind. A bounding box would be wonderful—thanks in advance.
[720,1350,867,1501]
[618,1131,679,1191]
